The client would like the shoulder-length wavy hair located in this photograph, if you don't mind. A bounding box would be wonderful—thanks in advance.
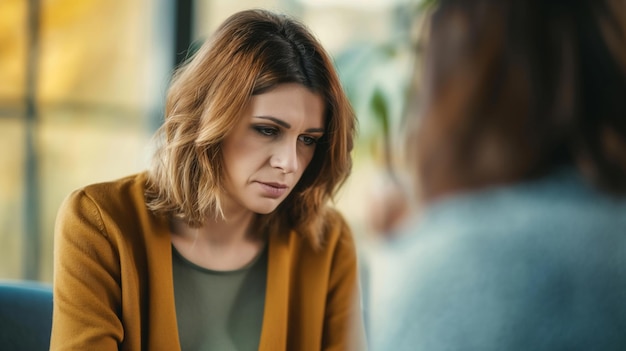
[146,9,355,248]
[408,0,626,202]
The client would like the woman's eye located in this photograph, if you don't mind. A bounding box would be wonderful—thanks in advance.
[299,135,318,146]
[255,126,278,136]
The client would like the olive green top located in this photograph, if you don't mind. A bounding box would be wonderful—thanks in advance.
[172,245,268,351]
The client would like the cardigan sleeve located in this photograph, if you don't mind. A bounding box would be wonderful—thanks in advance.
[322,210,368,351]
[50,189,124,350]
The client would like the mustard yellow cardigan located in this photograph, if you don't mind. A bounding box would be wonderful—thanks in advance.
[50,173,366,351]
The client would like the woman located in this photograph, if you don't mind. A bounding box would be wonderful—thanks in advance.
[373,0,626,350]
[51,9,365,351]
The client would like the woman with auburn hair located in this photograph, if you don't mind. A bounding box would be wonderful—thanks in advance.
[51,9,365,351]
[373,0,626,350]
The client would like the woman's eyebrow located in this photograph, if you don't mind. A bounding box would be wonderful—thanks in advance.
[305,127,325,133]
[255,116,324,133]
[256,116,291,128]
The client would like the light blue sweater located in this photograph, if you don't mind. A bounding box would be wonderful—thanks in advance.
[372,168,626,350]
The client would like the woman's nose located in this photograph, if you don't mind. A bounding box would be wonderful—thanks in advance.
[269,141,298,174]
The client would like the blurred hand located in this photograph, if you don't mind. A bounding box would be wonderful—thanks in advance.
[366,171,411,239]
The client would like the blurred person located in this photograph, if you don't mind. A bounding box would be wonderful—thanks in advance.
[51,9,366,351]
[372,0,626,350]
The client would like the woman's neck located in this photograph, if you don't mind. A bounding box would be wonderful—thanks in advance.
[170,209,266,271]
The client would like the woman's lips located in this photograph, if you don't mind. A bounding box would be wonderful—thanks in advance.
[256,181,288,198]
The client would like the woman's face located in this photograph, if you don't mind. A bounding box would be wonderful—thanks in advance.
[220,83,325,215]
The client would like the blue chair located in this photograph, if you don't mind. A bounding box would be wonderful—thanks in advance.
[0,280,53,351]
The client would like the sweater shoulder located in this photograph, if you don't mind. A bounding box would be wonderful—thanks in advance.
[77,172,148,210]
[319,206,355,253]
[61,173,151,233]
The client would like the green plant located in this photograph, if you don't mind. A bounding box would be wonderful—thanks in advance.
[334,2,420,178]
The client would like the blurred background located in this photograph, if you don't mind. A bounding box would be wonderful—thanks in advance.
[0,0,419,282]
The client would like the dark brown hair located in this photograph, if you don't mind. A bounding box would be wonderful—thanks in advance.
[146,9,356,248]
[408,0,626,202]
